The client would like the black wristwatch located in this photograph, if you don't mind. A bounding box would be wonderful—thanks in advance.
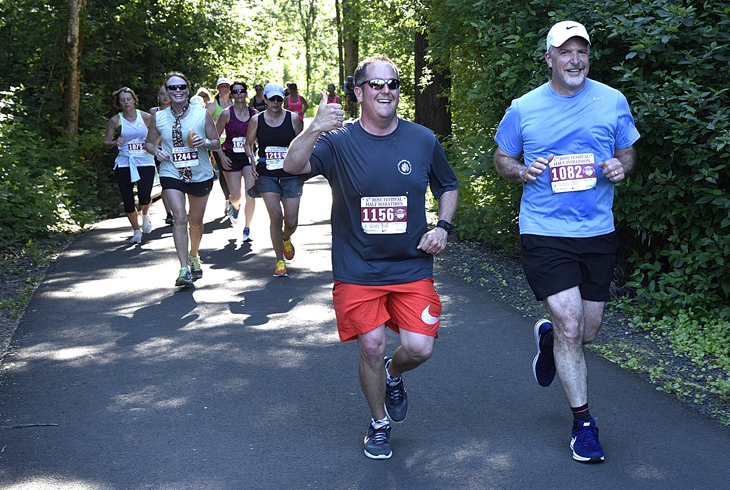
[436,220,454,235]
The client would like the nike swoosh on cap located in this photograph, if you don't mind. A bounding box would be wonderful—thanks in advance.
[566,25,577,29]
[421,305,440,325]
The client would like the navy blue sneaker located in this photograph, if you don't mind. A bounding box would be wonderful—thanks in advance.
[364,422,392,459]
[571,418,605,462]
[384,357,408,423]
[533,319,556,387]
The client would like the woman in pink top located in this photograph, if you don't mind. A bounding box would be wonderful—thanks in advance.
[284,82,308,120]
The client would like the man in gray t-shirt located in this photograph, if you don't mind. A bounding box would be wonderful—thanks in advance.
[284,55,458,460]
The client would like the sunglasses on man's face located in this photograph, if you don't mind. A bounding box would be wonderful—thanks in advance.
[358,78,400,91]
[231,89,247,94]
[166,84,188,91]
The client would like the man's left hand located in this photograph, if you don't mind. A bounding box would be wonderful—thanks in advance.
[598,158,625,183]
[417,227,448,255]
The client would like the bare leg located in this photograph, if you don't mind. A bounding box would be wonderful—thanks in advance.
[262,192,284,260]
[187,193,210,258]
[281,196,301,241]
[387,329,434,378]
[125,210,140,230]
[544,287,605,407]
[223,170,243,211]
[242,166,256,229]
[164,189,190,267]
[357,325,388,420]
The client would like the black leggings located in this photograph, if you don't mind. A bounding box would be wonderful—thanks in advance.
[115,166,155,214]
[212,151,230,200]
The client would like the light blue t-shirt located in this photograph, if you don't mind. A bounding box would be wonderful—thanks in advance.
[495,78,640,238]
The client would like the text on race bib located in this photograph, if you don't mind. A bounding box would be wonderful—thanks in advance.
[172,147,200,168]
[361,196,408,234]
[265,146,287,170]
[127,138,146,155]
[232,136,246,153]
[549,153,597,193]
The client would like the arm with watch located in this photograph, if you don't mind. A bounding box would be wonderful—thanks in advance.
[417,188,458,256]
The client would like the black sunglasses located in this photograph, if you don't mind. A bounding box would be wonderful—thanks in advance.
[358,78,400,90]
[166,84,188,91]
[268,96,283,103]
[231,88,247,94]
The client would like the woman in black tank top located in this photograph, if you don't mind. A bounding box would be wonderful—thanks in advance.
[243,83,304,277]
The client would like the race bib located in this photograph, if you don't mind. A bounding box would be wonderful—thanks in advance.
[549,153,597,193]
[172,146,199,168]
[232,136,246,153]
[265,146,287,170]
[127,138,146,155]
[361,196,408,234]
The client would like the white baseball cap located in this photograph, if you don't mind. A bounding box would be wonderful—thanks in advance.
[546,21,591,49]
[263,83,285,99]
[216,77,231,87]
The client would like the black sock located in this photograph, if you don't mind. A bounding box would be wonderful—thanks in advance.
[571,404,592,423]
[540,328,554,357]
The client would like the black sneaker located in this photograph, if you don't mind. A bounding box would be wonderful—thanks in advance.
[384,357,408,423]
[571,418,604,463]
[165,213,174,225]
[363,422,392,460]
[533,319,556,387]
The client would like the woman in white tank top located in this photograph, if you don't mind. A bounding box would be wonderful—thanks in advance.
[103,87,155,244]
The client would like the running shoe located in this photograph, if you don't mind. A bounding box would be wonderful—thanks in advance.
[533,319,556,387]
[142,215,152,234]
[189,255,203,281]
[283,237,295,260]
[175,267,194,287]
[224,201,232,217]
[229,205,240,226]
[571,418,604,463]
[243,227,251,242]
[273,260,288,277]
[384,357,408,423]
[363,422,392,460]
[130,229,143,244]
[165,213,174,225]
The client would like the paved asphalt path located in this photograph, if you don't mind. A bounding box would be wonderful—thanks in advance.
[1,176,729,490]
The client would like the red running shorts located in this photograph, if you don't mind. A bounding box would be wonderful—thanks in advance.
[332,278,442,342]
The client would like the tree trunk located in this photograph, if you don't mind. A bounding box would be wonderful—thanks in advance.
[341,0,359,78]
[63,0,87,136]
[414,29,451,139]
[335,0,344,89]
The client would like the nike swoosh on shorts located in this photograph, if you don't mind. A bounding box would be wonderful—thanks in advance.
[421,305,440,325]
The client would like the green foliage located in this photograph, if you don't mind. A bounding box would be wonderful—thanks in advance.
[427,0,730,321]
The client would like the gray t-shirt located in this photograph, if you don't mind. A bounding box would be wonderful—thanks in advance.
[309,119,458,285]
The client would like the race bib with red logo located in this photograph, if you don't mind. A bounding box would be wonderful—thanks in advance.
[172,147,199,168]
[549,153,597,193]
[232,137,246,153]
[127,138,146,155]
[361,196,408,234]
[265,146,287,170]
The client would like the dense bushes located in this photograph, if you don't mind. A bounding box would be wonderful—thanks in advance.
[430,0,730,321]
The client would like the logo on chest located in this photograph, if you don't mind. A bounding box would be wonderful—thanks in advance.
[397,160,412,175]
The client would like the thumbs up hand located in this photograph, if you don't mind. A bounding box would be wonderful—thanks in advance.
[310,90,345,133]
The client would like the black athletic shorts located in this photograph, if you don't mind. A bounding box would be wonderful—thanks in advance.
[160,177,214,197]
[221,150,251,172]
[520,232,618,302]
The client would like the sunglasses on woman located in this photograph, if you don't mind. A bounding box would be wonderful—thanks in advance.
[358,78,400,90]
[231,89,247,94]
[166,84,188,91]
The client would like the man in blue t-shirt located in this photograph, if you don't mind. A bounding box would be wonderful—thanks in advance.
[494,21,640,463]
[285,55,458,460]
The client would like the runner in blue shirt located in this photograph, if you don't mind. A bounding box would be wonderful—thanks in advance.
[494,20,640,463]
